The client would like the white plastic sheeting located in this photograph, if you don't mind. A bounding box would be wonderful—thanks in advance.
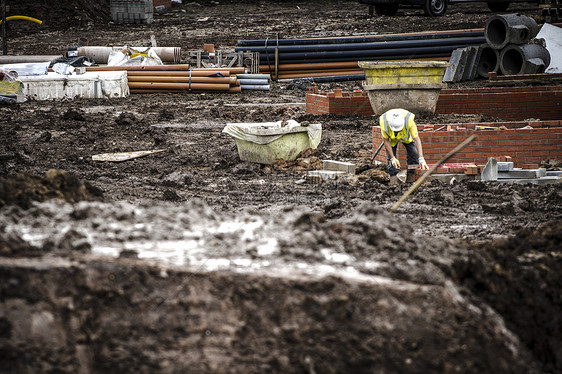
[537,23,562,73]
[223,119,322,147]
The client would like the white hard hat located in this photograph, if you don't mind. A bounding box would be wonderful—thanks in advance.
[387,109,405,132]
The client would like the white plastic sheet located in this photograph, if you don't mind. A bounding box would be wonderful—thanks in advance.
[222,119,322,148]
[537,23,562,73]
[0,62,49,76]
[107,47,163,66]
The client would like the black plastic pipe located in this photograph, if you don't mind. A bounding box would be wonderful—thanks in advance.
[258,44,472,63]
[291,74,366,83]
[238,30,485,46]
[237,36,485,54]
[260,52,454,65]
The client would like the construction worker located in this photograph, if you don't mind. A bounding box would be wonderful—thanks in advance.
[379,108,429,186]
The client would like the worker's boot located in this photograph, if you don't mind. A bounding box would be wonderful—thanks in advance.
[389,175,399,186]
[406,169,416,183]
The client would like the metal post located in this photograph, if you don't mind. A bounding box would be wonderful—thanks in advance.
[2,0,7,55]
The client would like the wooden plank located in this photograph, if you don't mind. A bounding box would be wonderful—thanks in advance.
[92,149,168,162]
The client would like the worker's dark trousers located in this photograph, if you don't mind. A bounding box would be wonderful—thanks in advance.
[386,141,419,177]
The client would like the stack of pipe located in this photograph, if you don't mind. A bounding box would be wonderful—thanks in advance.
[237,29,485,80]
[480,14,550,77]
[84,65,245,93]
[237,73,271,90]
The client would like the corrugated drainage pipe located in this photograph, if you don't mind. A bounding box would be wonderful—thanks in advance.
[499,43,551,75]
[485,14,538,50]
[476,44,500,78]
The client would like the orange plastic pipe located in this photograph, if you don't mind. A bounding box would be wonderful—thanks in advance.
[192,67,246,74]
[126,70,230,77]
[129,86,242,93]
[128,82,231,91]
[127,76,237,84]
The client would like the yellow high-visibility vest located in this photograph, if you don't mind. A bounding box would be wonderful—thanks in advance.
[379,109,418,147]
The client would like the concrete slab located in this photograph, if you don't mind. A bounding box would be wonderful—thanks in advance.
[497,168,546,179]
[497,161,514,172]
[536,23,562,73]
[462,46,480,81]
[443,48,467,83]
[323,160,356,174]
[307,170,347,184]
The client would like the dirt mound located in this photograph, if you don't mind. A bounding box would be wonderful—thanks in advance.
[454,220,562,373]
[272,148,323,172]
[0,200,543,373]
[0,170,103,209]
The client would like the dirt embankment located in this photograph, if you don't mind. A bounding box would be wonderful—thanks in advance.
[1,199,557,373]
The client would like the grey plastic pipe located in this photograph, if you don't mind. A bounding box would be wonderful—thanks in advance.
[238,79,269,85]
[499,43,551,75]
[485,14,538,50]
[236,74,271,79]
[240,84,270,90]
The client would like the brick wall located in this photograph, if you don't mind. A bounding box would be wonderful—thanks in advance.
[372,122,562,167]
[306,85,561,121]
[435,85,562,121]
[305,87,374,116]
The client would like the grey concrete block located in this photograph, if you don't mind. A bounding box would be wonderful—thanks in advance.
[307,170,346,184]
[497,161,514,171]
[462,46,480,81]
[322,160,356,175]
[497,169,542,179]
[546,171,562,177]
[443,49,467,83]
[538,168,547,178]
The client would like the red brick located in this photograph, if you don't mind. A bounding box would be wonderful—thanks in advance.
[464,165,478,175]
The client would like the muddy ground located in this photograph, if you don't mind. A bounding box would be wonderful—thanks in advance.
[1,0,561,373]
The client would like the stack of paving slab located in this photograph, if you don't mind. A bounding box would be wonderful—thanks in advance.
[110,0,153,24]
[307,160,355,184]
[443,46,480,83]
[480,158,562,185]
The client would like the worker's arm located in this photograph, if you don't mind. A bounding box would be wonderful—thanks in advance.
[414,136,428,169]
[384,138,400,169]
[383,137,394,158]
[414,136,424,158]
